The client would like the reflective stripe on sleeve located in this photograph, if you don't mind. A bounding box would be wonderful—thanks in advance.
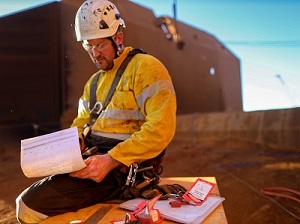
[136,80,175,109]
[78,98,89,112]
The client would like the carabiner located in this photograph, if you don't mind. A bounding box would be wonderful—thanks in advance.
[90,101,103,115]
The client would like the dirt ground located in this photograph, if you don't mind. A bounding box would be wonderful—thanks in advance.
[1,130,299,224]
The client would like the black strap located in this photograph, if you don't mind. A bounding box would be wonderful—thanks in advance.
[89,48,147,122]
[89,73,100,112]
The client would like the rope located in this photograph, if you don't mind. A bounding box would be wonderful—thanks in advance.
[260,187,300,204]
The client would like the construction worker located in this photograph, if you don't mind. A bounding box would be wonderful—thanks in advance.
[15,0,176,223]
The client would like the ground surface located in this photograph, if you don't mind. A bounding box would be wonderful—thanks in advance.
[0,133,299,224]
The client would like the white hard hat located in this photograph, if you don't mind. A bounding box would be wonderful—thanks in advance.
[75,0,125,41]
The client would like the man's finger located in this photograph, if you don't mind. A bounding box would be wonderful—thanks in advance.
[70,167,89,178]
[84,156,92,165]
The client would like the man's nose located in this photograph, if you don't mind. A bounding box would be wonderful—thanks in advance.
[91,47,101,57]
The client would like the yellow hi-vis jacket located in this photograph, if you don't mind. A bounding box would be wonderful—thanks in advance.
[71,47,176,167]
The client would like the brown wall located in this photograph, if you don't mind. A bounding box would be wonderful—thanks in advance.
[0,2,61,126]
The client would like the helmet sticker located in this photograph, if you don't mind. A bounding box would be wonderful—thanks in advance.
[99,20,109,29]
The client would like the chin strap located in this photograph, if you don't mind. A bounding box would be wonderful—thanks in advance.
[109,36,122,58]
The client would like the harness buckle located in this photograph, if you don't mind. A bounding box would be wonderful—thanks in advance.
[125,163,139,187]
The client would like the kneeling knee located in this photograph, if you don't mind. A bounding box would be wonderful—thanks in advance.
[16,193,48,224]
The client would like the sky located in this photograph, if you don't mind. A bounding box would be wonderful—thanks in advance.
[1,0,299,112]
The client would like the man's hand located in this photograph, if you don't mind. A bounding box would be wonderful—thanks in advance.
[70,154,122,182]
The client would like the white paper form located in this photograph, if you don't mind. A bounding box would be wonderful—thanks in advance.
[120,196,225,224]
[21,127,86,178]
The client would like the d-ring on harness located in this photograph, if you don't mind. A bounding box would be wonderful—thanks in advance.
[90,101,103,122]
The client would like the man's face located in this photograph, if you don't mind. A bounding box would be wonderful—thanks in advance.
[82,38,115,70]
[82,32,123,70]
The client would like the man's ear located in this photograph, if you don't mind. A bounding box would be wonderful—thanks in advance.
[114,31,124,46]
